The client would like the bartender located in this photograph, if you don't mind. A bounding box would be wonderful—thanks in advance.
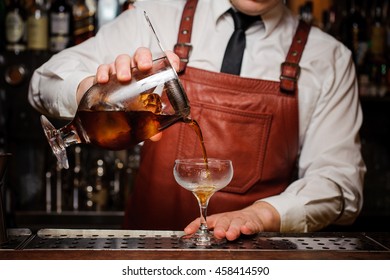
[28,0,365,241]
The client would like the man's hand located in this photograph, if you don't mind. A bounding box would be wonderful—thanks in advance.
[184,201,281,241]
[76,47,180,103]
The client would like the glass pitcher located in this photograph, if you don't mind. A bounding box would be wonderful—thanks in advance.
[41,55,190,169]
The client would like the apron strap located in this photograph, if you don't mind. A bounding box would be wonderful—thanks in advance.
[280,20,311,93]
[174,1,311,91]
[174,0,198,73]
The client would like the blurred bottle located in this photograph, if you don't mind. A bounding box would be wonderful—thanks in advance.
[49,0,73,52]
[339,0,369,68]
[299,1,313,25]
[73,0,96,45]
[86,158,109,211]
[27,0,49,52]
[370,0,385,57]
[72,146,82,211]
[97,0,119,30]
[385,0,390,93]
[322,5,338,37]
[386,0,390,53]
[339,0,371,97]
[5,0,27,53]
[370,0,388,97]
[0,0,6,52]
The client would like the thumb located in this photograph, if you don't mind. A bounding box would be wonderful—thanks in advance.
[150,132,163,141]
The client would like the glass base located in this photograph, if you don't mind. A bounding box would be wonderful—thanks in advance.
[180,231,226,247]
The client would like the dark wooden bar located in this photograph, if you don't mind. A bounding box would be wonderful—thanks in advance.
[1,229,389,260]
[2,248,390,260]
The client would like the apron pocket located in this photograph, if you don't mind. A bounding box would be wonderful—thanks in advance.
[176,102,272,194]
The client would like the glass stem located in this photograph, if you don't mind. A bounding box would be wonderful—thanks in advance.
[198,202,209,234]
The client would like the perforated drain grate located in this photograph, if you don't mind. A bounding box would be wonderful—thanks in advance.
[0,228,32,250]
[19,229,387,251]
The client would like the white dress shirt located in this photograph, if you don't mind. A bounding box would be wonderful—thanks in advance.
[28,0,365,232]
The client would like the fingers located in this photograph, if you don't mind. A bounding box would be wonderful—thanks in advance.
[95,48,152,84]
[132,47,153,71]
[212,215,245,241]
[96,63,116,83]
[207,209,267,241]
[205,214,226,238]
[165,50,180,72]
[150,132,163,142]
[133,48,180,72]
[184,209,266,242]
[184,218,200,234]
[226,217,249,241]
[95,47,180,84]
[240,221,261,236]
[115,54,132,81]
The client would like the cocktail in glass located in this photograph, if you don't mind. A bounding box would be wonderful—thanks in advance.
[173,158,233,246]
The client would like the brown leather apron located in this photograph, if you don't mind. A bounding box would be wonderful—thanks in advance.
[123,0,311,230]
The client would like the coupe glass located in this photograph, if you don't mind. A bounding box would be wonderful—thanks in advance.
[173,158,233,246]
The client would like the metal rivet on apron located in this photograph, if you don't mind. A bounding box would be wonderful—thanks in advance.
[185,16,191,21]
[297,38,302,44]
[182,30,188,35]
[292,51,298,56]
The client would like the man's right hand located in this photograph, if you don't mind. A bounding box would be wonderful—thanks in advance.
[76,47,180,104]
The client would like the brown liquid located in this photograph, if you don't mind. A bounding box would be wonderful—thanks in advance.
[194,185,215,205]
[185,119,208,164]
[70,91,209,162]
[186,120,213,204]
[74,110,179,150]
[72,110,209,163]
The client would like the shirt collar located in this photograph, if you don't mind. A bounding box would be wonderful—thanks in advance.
[211,0,285,37]
[211,0,231,23]
[261,1,285,37]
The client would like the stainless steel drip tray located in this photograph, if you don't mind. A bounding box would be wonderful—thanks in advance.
[27,229,183,250]
[0,228,32,250]
[20,229,388,251]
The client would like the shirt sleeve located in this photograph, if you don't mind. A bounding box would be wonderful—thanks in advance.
[261,44,365,232]
[28,49,96,119]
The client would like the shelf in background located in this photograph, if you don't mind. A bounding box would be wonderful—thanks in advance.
[13,211,125,232]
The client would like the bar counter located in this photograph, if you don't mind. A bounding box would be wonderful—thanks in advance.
[0,229,389,260]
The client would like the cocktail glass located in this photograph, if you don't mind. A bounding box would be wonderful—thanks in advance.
[173,158,233,246]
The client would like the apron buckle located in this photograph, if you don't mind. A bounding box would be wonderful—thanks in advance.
[174,43,193,73]
[280,62,301,93]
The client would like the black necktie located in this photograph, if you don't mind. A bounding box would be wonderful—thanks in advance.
[221,9,260,75]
